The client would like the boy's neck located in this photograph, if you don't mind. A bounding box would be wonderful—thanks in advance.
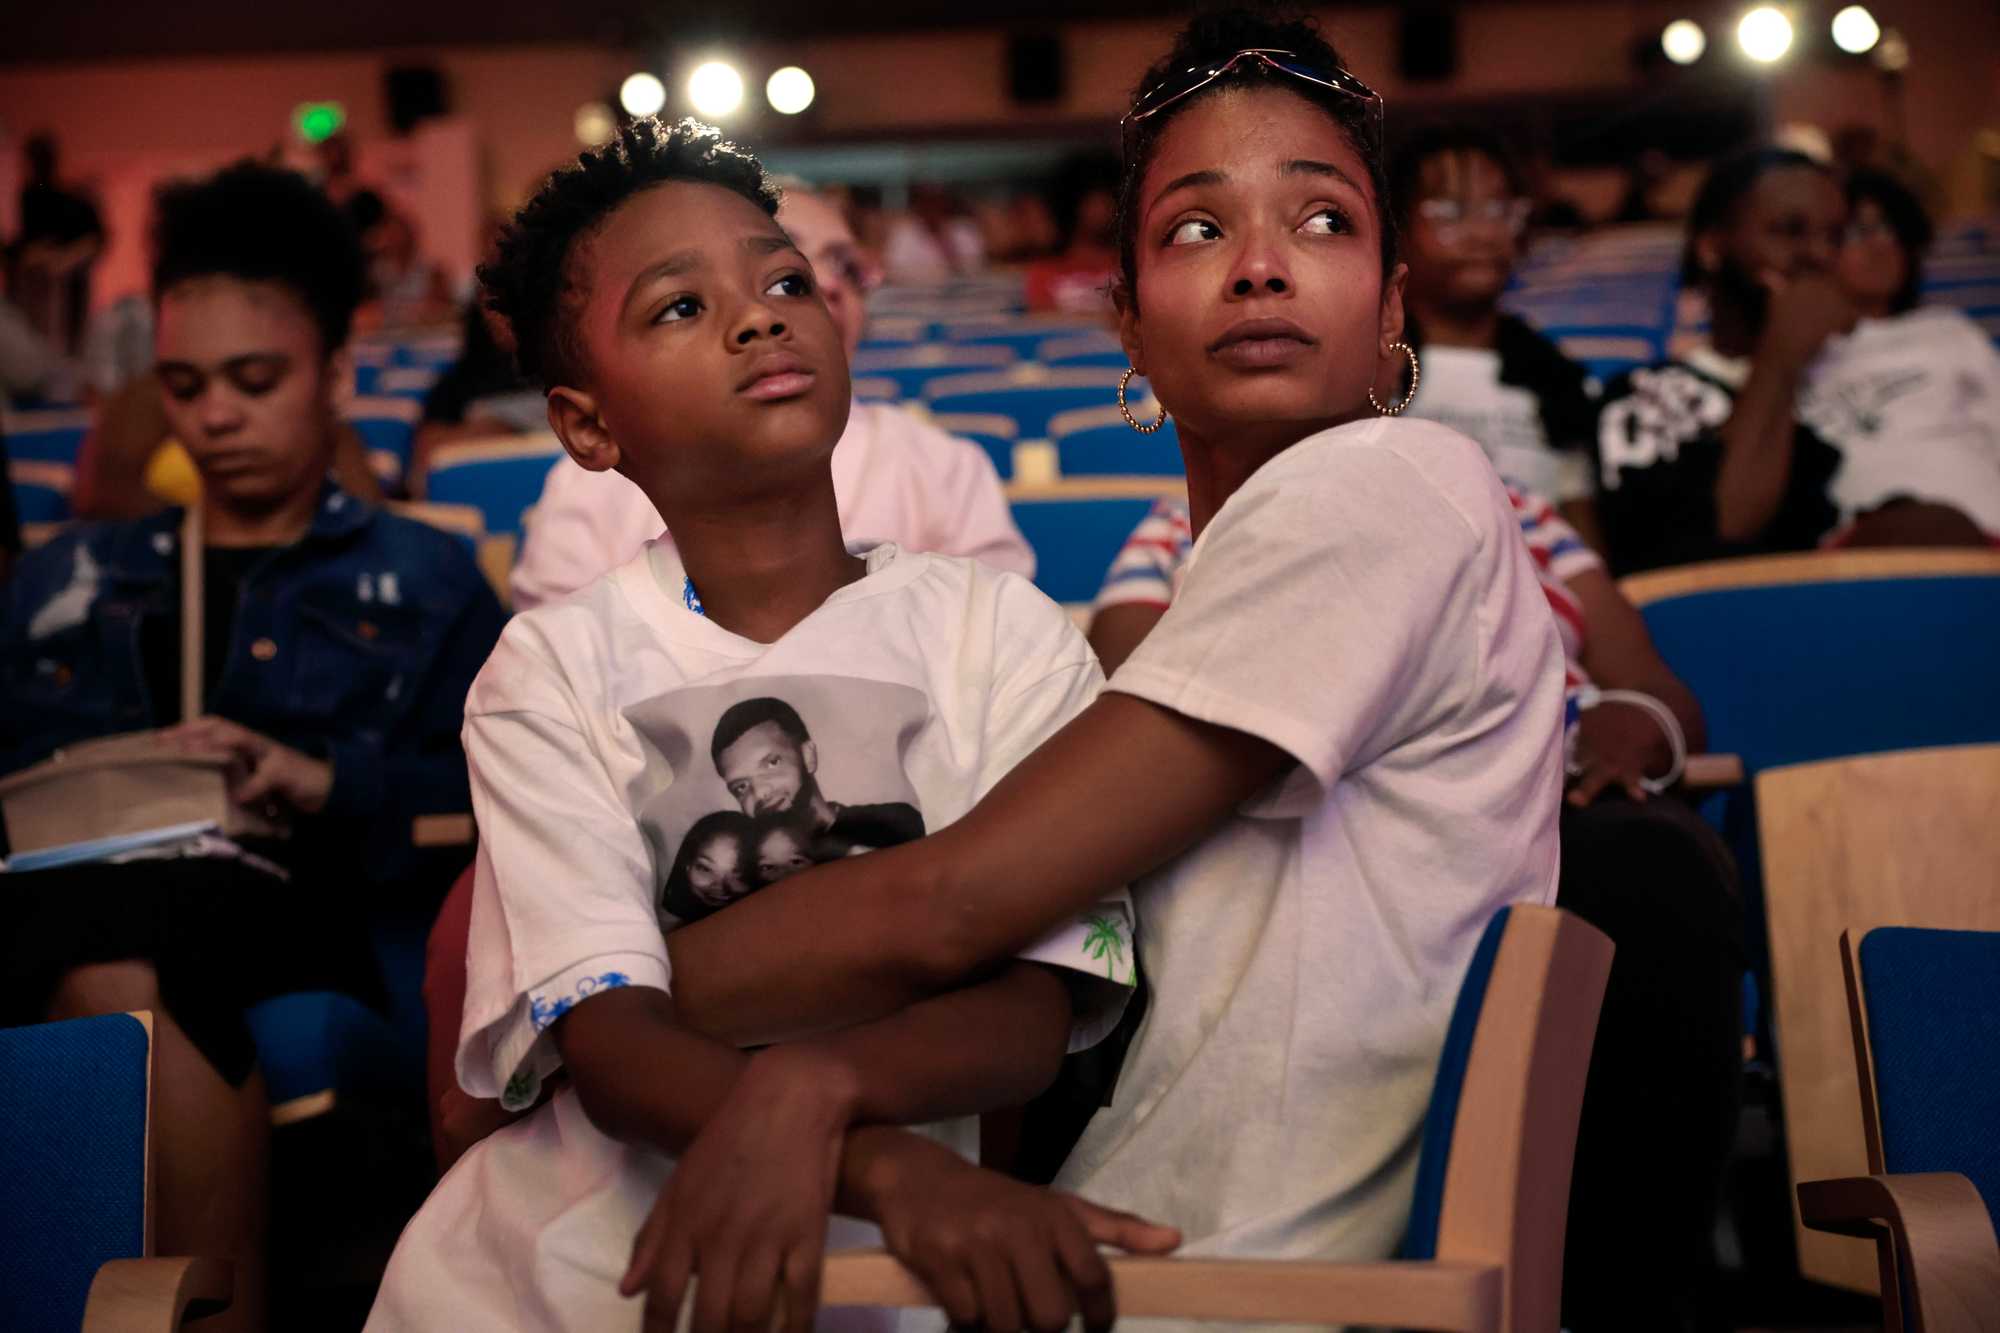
[663,474,867,644]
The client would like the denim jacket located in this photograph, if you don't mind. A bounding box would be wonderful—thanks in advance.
[0,485,507,879]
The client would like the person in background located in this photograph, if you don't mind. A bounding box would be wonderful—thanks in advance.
[1387,123,1602,547]
[350,192,457,332]
[8,133,104,357]
[0,286,59,402]
[508,180,1033,609]
[1594,146,1991,575]
[407,299,543,486]
[0,162,505,1330]
[1822,167,2000,543]
[1024,151,1122,316]
[1087,481,1744,1332]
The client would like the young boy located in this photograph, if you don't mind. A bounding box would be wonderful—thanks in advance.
[366,120,1162,1333]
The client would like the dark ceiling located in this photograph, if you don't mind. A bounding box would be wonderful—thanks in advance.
[3,1,1551,65]
[7,1,1169,64]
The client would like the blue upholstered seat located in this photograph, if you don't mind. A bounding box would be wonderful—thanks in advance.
[1008,495,1159,605]
[1856,926,2000,1227]
[0,1013,150,1333]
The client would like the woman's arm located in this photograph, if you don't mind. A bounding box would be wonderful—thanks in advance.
[666,691,1289,1045]
[1085,603,1165,677]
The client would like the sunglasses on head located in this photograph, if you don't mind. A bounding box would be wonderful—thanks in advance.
[1121,48,1384,166]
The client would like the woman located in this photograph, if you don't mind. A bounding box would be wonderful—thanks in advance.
[1088,480,1744,1331]
[625,9,1567,1318]
[658,811,756,922]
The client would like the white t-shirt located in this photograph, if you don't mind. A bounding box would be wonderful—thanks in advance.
[509,400,1035,610]
[1053,417,1565,1301]
[370,542,1134,1333]
[1800,305,2000,532]
[1411,343,1595,505]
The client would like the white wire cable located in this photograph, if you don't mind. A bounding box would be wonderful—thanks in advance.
[1572,684,1688,794]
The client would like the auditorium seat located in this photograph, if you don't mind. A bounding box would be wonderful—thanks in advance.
[849,344,1015,399]
[0,1012,232,1332]
[1037,332,1129,369]
[924,368,1131,440]
[9,460,74,523]
[1799,922,2000,1325]
[822,905,1611,1333]
[928,411,1019,479]
[1,407,92,465]
[1051,405,1182,478]
[1007,482,1182,606]
[341,394,424,487]
[1755,746,2000,1298]
[422,435,565,536]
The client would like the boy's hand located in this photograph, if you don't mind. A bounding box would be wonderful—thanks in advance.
[620,1046,858,1333]
[847,1128,1181,1333]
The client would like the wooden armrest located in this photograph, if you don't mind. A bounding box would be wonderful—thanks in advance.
[821,1252,1501,1333]
[412,813,476,847]
[83,1256,233,1332]
[1683,753,1744,790]
[1799,1173,2000,1331]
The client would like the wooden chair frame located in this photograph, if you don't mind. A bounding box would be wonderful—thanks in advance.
[1756,746,2000,1293]
[820,905,1613,1333]
[1795,932,2000,1333]
[1619,548,2000,609]
[78,1011,234,1332]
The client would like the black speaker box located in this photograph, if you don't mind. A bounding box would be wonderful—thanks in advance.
[385,65,449,134]
[1399,7,1459,83]
[1008,32,1065,104]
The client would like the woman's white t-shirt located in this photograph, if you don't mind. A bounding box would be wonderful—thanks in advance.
[368,542,1134,1333]
[1054,417,1566,1288]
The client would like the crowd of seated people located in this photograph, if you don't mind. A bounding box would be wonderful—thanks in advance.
[3,10,2000,1329]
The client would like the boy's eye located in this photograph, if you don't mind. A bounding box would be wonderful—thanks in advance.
[766,272,813,298]
[1300,207,1353,236]
[657,295,703,323]
[1166,218,1220,247]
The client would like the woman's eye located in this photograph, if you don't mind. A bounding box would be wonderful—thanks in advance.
[1300,207,1353,236]
[1166,218,1220,246]
[657,295,703,323]
[162,376,202,402]
[229,373,281,397]
[766,272,813,298]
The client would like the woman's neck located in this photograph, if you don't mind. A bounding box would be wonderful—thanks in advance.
[202,485,319,549]
[1410,296,1501,350]
[657,469,865,644]
[1178,413,1361,536]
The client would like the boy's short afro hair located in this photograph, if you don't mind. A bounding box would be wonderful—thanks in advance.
[151,160,366,355]
[479,117,782,391]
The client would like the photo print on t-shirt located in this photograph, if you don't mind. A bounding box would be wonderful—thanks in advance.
[623,676,930,927]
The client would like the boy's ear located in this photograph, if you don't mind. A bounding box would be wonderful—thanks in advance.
[547,387,621,474]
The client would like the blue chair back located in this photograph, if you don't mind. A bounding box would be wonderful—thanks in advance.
[13,475,74,524]
[1858,926,2000,1225]
[0,1013,150,1333]
[926,372,1130,440]
[426,446,564,537]
[1635,568,2000,776]
[1,409,92,464]
[1402,907,1512,1261]
[928,413,1019,480]
[1009,495,1159,604]
[1054,419,1183,478]
[850,346,1014,400]
[343,395,422,486]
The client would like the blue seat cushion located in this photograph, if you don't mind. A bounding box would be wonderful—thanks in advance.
[1859,926,2000,1226]
[0,1013,149,1333]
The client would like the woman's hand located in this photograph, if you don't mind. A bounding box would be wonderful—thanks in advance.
[161,715,334,815]
[620,1045,857,1333]
[1568,700,1673,806]
[845,1127,1180,1333]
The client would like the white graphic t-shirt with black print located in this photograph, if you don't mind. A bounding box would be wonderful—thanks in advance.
[368,542,1134,1333]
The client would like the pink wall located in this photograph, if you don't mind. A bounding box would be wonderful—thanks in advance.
[2,3,1993,312]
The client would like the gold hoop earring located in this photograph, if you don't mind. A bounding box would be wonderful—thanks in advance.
[1118,367,1168,434]
[1368,341,1420,417]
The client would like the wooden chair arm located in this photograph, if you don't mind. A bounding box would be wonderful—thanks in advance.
[82,1256,233,1333]
[412,813,476,848]
[1682,753,1744,790]
[1799,1173,2000,1332]
[821,1251,1502,1333]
